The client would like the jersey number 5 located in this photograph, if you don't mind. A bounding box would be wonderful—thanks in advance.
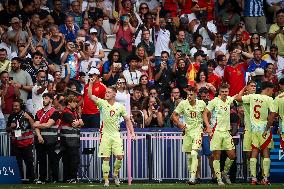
[253,105,261,119]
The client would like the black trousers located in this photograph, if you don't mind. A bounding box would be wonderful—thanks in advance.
[81,114,100,128]
[11,145,35,181]
[36,143,59,182]
[62,146,80,181]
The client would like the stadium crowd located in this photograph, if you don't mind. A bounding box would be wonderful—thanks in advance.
[0,0,284,186]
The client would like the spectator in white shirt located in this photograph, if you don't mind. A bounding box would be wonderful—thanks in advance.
[123,54,142,93]
[214,54,227,78]
[32,70,48,116]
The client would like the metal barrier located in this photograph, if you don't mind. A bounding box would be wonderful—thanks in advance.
[0,129,244,181]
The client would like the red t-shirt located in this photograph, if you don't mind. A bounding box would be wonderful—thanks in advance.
[1,85,16,114]
[223,62,248,96]
[180,0,194,15]
[163,0,179,17]
[208,73,222,99]
[114,26,134,52]
[198,0,214,21]
[81,82,106,115]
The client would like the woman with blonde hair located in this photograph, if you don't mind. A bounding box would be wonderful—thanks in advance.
[136,45,153,80]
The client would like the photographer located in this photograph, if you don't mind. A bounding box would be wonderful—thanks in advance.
[113,13,136,62]
[31,70,48,116]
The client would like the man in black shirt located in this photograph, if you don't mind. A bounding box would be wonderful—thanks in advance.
[50,0,66,26]
[0,0,18,29]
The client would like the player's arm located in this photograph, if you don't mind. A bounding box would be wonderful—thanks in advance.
[235,86,247,102]
[88,79,99,103]
[123,115,135,139]
[202,108,212,134]
[171,111,186,130]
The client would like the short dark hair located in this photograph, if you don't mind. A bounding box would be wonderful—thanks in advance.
[11,57,22,63]
[193,33,203,42]
[43,93,54,100]
[276,9,284,16]
[261,81,274,90]
[133,85,142,92]
[279,78,284,85]
[207,59,217,68]
[216,54,226,62]
[0,71,8,77]
[247,80,256,85]
[32,51,43,58]
[0,48,7,53]
[187,85,197,93]
[161,51,169,57]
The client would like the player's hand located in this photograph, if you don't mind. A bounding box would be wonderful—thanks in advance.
[131,133,136,140]
[38,135,44,144]
[206,127,213,136]
[262,130,268,138]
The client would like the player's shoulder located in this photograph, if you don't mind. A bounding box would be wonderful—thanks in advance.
[196,99,206,106]
[276,92,284,100]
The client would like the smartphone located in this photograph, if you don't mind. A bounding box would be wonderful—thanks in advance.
[113,62,122,68]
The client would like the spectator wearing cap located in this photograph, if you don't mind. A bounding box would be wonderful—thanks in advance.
[269,9,284,57]
[50,0,66,26]
[83,0,103,23]
[68,0,83,27]
[113,13,136,62]
[7,17,30,52]
[247,48,268,73]
[250,68,265,94]
[154,7,171,66]
[79,67,106,128]
[243,0,267,35]
[223,50,248,96]
[86,28,105,66]
[9,57,33,102]
[190,34,209,60]
[186,50,207,86]
[171,30,191,58]
[262,44,284,80]
[93,16,107,49]
[0,0,18,30]
[59,15,80,42]
[214,54,227,78]
[123,54,142,93]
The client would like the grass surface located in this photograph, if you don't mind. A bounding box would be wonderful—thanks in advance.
[0,183,283,189]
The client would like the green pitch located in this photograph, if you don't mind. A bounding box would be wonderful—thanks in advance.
[0,184,284,189]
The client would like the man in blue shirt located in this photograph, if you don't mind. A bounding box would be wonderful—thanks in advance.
[247,48,268,72]
[59,15,79,42]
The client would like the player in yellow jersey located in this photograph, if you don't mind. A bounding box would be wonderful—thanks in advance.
[236,81,276,185]
[203,83,236,185]
[171,86,206,185]
[269,78,284,149]
[88,79,135,187]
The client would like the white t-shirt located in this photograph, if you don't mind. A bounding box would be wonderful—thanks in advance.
[190,47,209,57]
[115,91,131,115]
[210,43,228,59]
[32,84,48,116]
[154,29,171,56]
[86,41,104,62]
[123,70,142,86]
[194,21,217,47]
[80,57,98,74]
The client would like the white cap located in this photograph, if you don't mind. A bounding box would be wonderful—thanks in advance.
[187,13,197,24]
[88,67,100,75]
[89,28,97,34]
[251,68,264,77]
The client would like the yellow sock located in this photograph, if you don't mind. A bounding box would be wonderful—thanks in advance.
[190,150,198,180]
[102,160,110,181]
[250,158,257,178]
[113,159,122,177]
[262,158,271,178]
[213,160,221,181]
[224,157,234,174]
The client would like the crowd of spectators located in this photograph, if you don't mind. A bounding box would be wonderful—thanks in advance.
[0,0,283,129]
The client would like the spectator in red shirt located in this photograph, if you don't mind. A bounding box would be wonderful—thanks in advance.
[224,50,248,96]
[79,67,106,128]
[207,60,222,91]
[197,0,214,21]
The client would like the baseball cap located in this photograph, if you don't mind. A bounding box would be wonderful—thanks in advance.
[11,17,20,24]
[88,67,100,75]
[90,28,97,34]
[250,68,264,77]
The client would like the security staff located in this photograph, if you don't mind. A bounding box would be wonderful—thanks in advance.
[34,93,61,183]
[6,99,35,183]
[60,95,84,183]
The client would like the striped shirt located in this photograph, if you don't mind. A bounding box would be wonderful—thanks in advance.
[243,0,264,17]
